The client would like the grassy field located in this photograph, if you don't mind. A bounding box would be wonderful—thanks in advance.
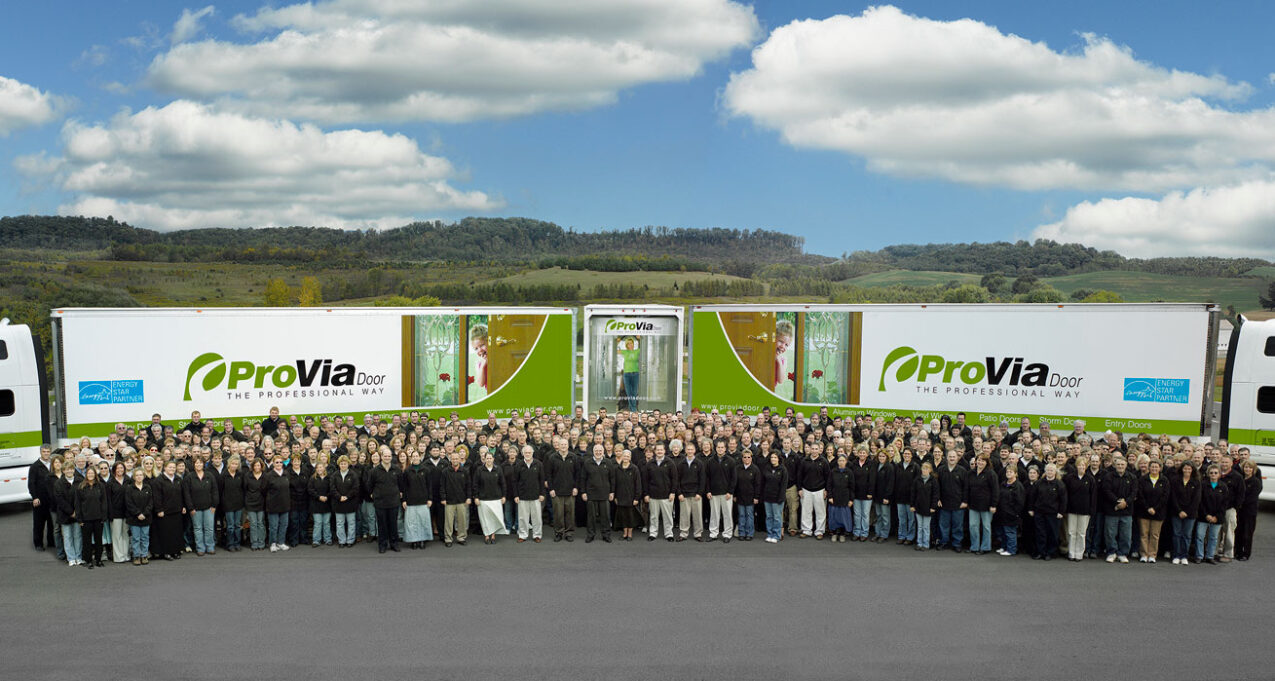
[1042,271,1268,311]
[493,266,748,289]
[842,268,1271,314]
[1,259,503,307]
[842,270,981,287]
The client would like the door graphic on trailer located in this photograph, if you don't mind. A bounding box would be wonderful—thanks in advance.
[402,313,545,408]
[721,311,776,388]
[486,314,545,392]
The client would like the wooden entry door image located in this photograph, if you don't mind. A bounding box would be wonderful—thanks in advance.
[486,314,546,392]
[720,311,776,390]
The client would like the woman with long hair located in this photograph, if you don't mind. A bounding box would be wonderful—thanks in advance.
[124,467,153,565]
[106,461,130,564]
[1169,461,1200,565]
[1135,459,1168,564]
[75,466,108,568]
[151,460,186,561]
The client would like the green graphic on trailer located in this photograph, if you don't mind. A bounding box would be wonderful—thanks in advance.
[689,309,1198,434]
[67,314,574,438]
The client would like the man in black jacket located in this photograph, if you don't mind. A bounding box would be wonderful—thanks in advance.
[1100,456,1138,563]
[645,443,676,541]
[1218,454,1245,563]
[440,452,471,546]
[368,452,402,553]
[705,440,737,543]
[514,445,545,543]
[935,450,967,552]
[545,437,578,542]
[580,444,614,543]
[675,442,706,541]
[28,444,55,551]
[797,449,829,538]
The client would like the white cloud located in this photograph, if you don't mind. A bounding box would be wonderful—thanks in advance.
[18,100,500,231]
[171,6,216,45]
[0,76,62,136]
[723,5,1275,193]
[1033,180,1275,258]
[146,0,759,123]
[77,45,110,68]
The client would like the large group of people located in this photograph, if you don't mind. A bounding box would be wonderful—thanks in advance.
[26,405,1263,568]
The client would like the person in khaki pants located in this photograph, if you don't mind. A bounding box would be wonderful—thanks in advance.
[781,445,801,537]
[440,452,471,546]
[1136,459,1168,563]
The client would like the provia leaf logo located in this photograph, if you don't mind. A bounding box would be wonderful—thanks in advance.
[878,346,918,391]
[184,352,226,401]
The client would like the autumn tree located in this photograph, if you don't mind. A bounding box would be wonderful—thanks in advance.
[297,276,323,306]
[263,278,292,306]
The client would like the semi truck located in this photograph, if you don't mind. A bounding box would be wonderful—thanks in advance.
[1,303,1272,503]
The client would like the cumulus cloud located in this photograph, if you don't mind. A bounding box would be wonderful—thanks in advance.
[171,6,216,45]
[1033,181,1275,258]
[723,5,1275,193]
[18,100,500,231]
[146,0,759,123]
[0,75,63,136]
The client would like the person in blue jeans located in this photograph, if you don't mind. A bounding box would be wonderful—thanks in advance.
[761,453,788,543]
[964,455,998,554]
[617,337,641,412]
[1193,464,1229,564]
[734,451,761,540]
[994,466,1025,556]
[125,468,153,564]
[1169,461,1200,565]
[911,462,938,550]
[936,451,967,551]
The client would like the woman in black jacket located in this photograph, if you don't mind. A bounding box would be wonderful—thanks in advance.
[893,449,918,545]
[826,453,854,543]
[244,458,268,550]
[75,466,108,569]
[1236,460,1262,561]
[309,460,333,547]
[401,452,434,549]
[964,454,999,555]
[613,450,644,541]
[330,455,361,547]
[1028,463,1066,561]
[51,456,83,566]
[847,449,874,542]
[871,450,895,543]
[286,456,310,548]
[264,457,292,552]
[124,467,153,565]
[183,463,219,556]
[760,453,788,543]
[1193,464,1230,564]
[1135,460,1169,564]
[1062,464,1096,561]
[472,451,507,544]
[220,456,246,552]
[911,461,939,550]
[1168,461,1200,564]
[993,465,1025,556]
[106,462,130,564]
[151,460,186,561]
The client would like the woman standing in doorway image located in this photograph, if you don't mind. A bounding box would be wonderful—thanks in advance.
[617,336,640,412]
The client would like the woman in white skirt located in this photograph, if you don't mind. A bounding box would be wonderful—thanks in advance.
[401,451,434,549]
[472,450,509,545]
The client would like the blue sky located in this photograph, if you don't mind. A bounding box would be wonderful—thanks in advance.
[2,1,1274,258]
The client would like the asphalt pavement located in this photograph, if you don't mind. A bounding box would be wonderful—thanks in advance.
[2,502,1273,681]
